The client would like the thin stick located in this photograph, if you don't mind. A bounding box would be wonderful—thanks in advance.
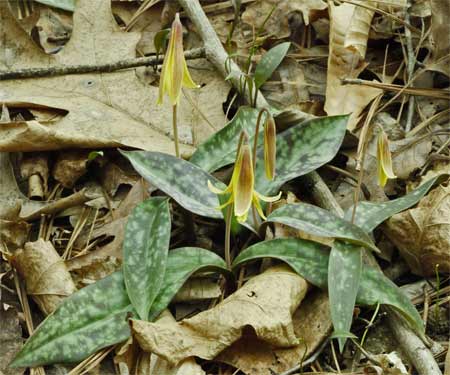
[172,104,180,158]
[341,78,450,100]
[21,188,88,222]
[404,1,415,132]
[224,204,233,269]
[0,48,205,81]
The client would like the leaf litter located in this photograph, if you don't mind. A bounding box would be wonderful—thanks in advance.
[0,0,449,374]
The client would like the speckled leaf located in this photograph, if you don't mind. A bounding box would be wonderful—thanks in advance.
[121,150,225,219]
[254,42,291,89]
[190,107,260,172]
[35,0,75,11]
[10,271,133,368]
[328,241,362,352]
[232,238,329,287]
[11,249,231,367]
[256,115,348,195]
[148,247,231,320]
[123,198,170,320]
[345,176,440,232]
[232,238,423,334]
[357,267,423,334]
[267,203,379,252]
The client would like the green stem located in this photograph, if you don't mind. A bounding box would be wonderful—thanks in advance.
[224,204,233,269]
[172,104,180,158]
[252,108,269,171]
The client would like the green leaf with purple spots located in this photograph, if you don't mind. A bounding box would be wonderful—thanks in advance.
[148,247,231,320]
[345,176,441,232]
[121,150,225,219]
[190,106,260,172]
[254,42,290,89]
[123,197,170,320]
[255,115,348,195]
[232,238,423,334]
[11,248,230,367]
[267,203,379,252]
[328,241,362,352]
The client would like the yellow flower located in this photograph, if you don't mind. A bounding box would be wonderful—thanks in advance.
[208,134,281,223]
[263,114,276,180]
[158,13,198,106]
[377,128,396,187]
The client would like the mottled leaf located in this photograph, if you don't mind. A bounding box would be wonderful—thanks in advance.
[254,42,291,89]
[328,241,362,352]
[345,176,440,232]
[11,249,231,367]
[357,267,423,334]
[267,203,379,252]
[10,272,133,368]
[121,150,225,219]
[190,106,260,172]
[232,238,329,287]
[123,198,170,320]
[232,238,423,334]
[256,115,348,195]
[35,0,75,11]
[148,247,231,320]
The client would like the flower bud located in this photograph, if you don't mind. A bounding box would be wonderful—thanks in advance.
[377,128,396,187]
[158,13,198,106]
[264,114,276,180]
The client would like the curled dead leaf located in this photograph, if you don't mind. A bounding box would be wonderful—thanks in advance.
[131,265,308,365]
[385,184,450,276]
[13,239,77,315]
[217,291,331,375]
[324,2,382,131]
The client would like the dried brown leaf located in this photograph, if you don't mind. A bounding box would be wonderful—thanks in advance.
[0,0,227,154]
[52,150,90,189]
[12,239,77,315]
[428,0,450,76]
[217,291,331,375]
[385,184,450,275]
[324,2,382,131]
[0,307,24,375]
[242,0,328,39]
[132,265,308,365]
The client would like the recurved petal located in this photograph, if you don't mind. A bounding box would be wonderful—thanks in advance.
[254,190,282,203]
[207,180,228,195]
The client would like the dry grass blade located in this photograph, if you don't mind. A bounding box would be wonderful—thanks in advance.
[341,78,450,99]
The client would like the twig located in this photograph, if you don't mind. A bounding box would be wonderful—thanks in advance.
[404,1,415,132]
[0,48,205,81]
[277,338,330,375]
[21,189,89,222]
[341,78,450,100]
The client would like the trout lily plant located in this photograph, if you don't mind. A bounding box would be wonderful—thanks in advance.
[10,27,434,369]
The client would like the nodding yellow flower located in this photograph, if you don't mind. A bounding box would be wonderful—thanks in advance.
[208,133,281,223]
[377,128,396,187]
[158,13,198,106]
[264,114,276,180]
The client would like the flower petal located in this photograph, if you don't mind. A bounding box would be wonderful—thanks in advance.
[252,195,267,220]
[254,190,282,203]
[207,179,229,195]
[233,144,254,219]
[182,58,199,89]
